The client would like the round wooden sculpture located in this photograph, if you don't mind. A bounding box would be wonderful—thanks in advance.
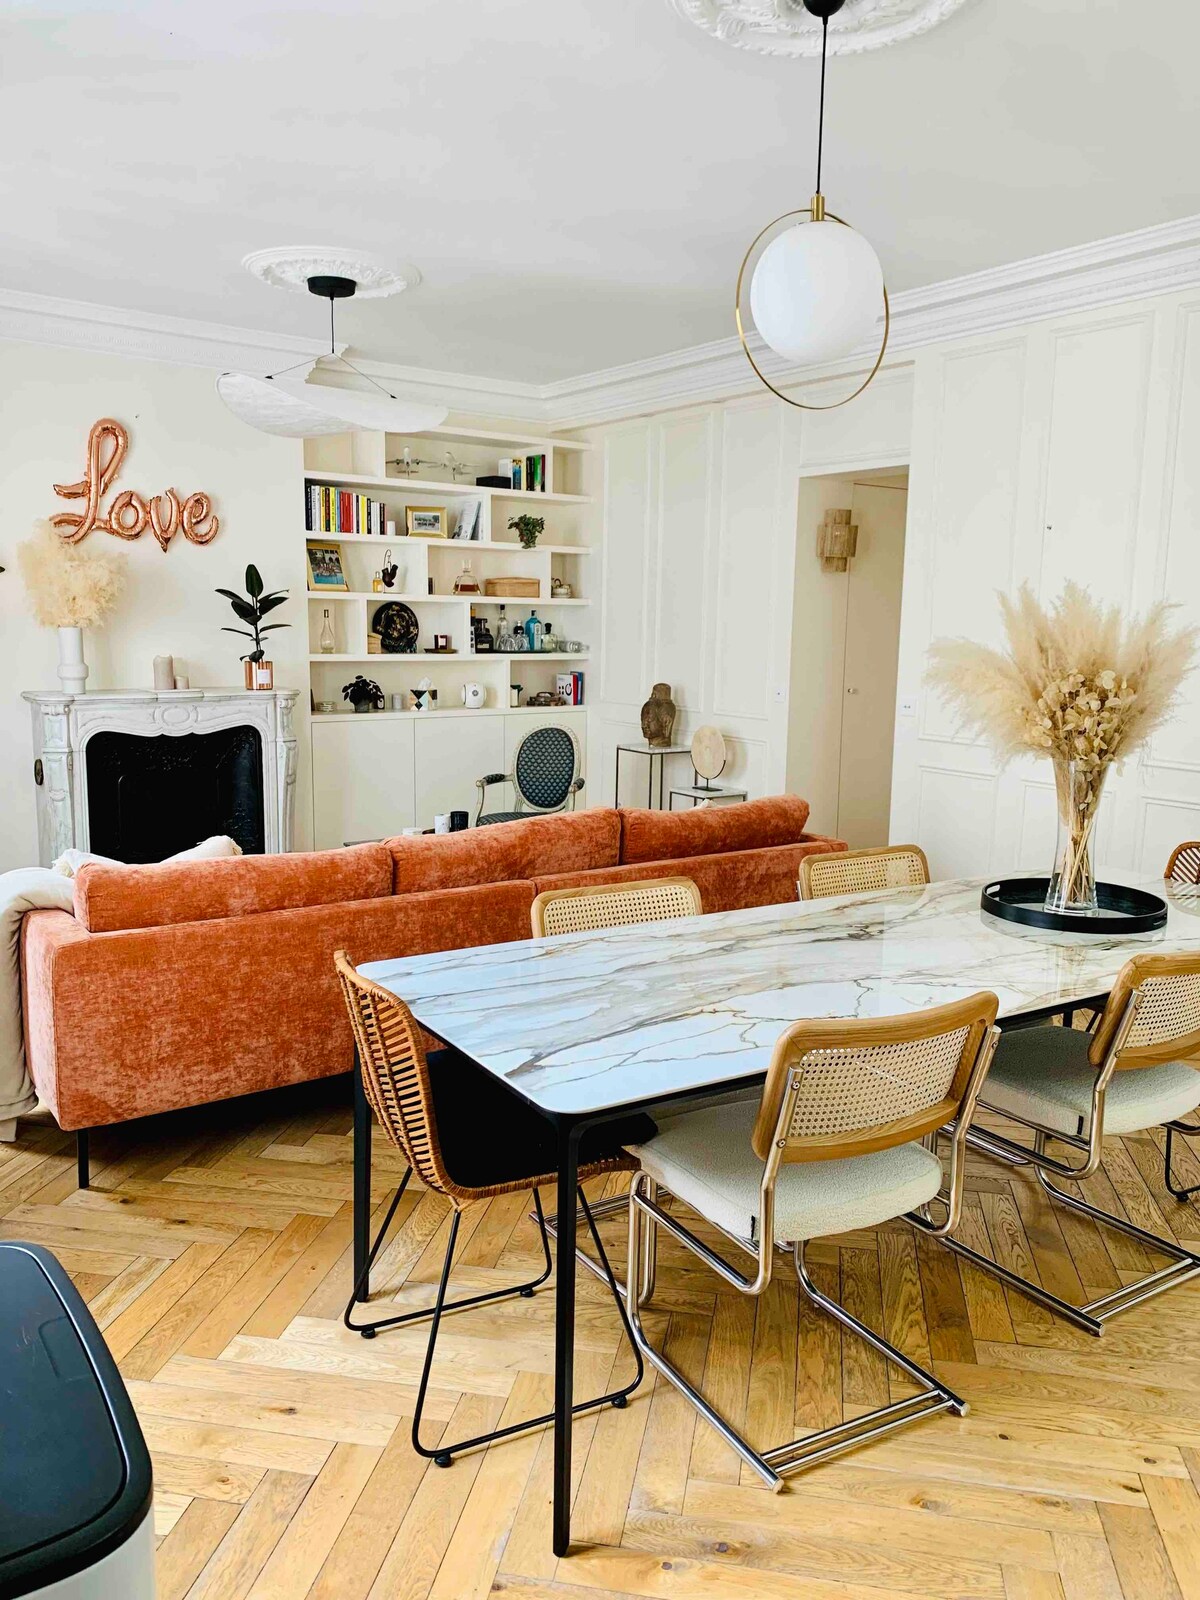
[691,725,727,782]
[640,683,677,748]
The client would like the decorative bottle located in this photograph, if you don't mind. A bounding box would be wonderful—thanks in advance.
[524,610,543,652]
[318,609,336,654]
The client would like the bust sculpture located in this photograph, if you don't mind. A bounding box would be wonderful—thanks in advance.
[640,682,677,749]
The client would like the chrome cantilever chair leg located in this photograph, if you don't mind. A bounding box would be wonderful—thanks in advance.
[624,1175,965,1490]
[1163,1120,1200,1201]
[346,1177,643,1467]
[943,1129,1200,1335]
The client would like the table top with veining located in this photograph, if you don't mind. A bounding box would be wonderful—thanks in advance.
[361,874,1200,1116]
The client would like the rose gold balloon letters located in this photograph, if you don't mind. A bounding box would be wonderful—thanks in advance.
[52,419,219,551]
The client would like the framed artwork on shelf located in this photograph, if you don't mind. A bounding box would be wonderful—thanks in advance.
[306,540,348,590]
[406,505,447,537]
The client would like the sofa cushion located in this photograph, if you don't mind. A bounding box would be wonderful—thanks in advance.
[533,836,841,916]
[74,844,393,934]
[386,808,620,895]
[619,795,813,866]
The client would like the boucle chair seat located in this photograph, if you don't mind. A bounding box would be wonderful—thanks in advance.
[984,1025,1200,1138]
[629,1098,943,1245]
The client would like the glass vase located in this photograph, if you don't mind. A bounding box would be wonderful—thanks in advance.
[1044,757,1107,914]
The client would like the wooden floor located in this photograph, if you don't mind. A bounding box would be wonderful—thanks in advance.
[4,1081,1200,1600]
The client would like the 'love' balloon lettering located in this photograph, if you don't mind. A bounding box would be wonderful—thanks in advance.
[52,419,219,552]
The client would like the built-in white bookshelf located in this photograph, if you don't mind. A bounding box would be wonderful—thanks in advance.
[302,425,594,846]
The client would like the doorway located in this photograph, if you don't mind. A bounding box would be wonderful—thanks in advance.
[785,470,908,848]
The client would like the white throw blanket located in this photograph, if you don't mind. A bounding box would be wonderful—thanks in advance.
[0,868,74,1124]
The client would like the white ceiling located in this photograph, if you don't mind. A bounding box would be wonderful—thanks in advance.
[4,0,1199,384]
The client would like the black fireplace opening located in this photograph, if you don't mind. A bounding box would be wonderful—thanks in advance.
[85,728,266,863]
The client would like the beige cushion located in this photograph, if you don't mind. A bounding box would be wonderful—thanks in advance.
[982,1025,1200,1138]
[628,1098,943,1246]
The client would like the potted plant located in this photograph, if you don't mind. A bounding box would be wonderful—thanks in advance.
[217,564,289,690]
[507,514,544,550]
[343,674,384,713]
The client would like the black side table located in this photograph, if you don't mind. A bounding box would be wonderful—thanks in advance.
[614,741,691,809]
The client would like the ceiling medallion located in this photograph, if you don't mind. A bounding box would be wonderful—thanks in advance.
[668,0,973,56]
[241,246,419,299]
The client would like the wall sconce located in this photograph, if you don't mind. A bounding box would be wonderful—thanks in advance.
[818,508,857,572]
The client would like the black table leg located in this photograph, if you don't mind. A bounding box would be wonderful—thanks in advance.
[352,1054,372,1303]
[552,1120,581,1557]
[647,755,653,808]
[614,747,621,807]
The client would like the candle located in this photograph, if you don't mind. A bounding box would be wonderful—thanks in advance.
[152,655,174,690]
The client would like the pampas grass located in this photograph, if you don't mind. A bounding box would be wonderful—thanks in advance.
[926,583,1198,771]
[18,519,125,628]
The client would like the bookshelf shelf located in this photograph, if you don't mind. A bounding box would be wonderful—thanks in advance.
[309,652,591,664]
[303,471,591,506]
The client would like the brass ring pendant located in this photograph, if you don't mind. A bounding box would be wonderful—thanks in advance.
[735,206,891,411]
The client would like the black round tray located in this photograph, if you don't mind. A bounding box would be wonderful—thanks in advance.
[981,877,1167,935]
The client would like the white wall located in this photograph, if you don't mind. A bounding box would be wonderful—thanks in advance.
[581,368,913,837]
[891,289,1200,878]
[0,340,308,871]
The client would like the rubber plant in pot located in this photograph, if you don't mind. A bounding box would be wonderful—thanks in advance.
[217,565,290,690]
[343,675,384,713]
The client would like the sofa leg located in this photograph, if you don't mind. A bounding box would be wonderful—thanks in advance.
[76,1130,90,1189]
[0,1119,16,1143]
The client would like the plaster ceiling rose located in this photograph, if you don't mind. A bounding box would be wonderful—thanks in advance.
[668,0,974,56]
[242,246,419,298]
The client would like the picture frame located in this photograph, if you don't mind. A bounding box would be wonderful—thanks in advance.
[306,540,348,590]
[406,505,447,538]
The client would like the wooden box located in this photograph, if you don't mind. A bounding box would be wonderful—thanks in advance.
[483,577,541,598]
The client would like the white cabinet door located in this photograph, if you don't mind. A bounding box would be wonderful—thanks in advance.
[312,719,415,848]
[415,715,506,828]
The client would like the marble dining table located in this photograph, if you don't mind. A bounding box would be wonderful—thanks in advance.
[359,870,1200,1556]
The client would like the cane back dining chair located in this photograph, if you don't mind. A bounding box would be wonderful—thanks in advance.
[475,724,584,826]
[623,992,1000,1488]
[798,843,930,900]
[945,949,1200,1334]
[1161,844,1200,1198]
[334,950,652,1467]
[529,877,705,1269]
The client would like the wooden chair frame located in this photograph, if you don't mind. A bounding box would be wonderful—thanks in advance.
[798,843,930,901]
[947,949,1200,1334]
[625,993,1000,1489]
[334,951,643,1467]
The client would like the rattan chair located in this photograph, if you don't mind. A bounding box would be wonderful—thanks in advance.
[529,877,705,1283]
[531,876,703,937]
[1155,844,1200,1200]
[623,993,1000,1487]
[946,950,1200,1333]
[335,950,650,1467]
[798,843,930,900]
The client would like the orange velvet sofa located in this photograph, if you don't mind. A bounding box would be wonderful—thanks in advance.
[20,796,842,1169]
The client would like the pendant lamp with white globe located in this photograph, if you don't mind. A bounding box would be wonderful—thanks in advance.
[736,0,889,409]
[217,248,448,438]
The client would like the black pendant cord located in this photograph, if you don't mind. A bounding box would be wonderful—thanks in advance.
[262,293,401,398]
[816,13,828,195]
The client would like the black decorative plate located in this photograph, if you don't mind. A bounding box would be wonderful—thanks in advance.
[372,602,419,654]
[981,877,1167,935]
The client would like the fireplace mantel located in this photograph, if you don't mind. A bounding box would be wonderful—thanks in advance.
[22,688,299,865]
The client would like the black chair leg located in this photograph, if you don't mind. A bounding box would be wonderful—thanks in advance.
[76,1130,90,1190]
[1165,1124,1200,1201]
[347,1180,644,1467]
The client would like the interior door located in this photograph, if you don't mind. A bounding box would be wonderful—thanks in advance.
[836,482,908,848]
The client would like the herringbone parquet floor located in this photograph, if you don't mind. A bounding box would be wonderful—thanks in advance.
[3,1080,1200,1600]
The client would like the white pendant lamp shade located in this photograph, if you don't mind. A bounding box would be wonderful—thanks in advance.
[749,218,884,368]
[216,372,448,438]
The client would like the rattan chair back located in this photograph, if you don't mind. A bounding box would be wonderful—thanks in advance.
[752,992,999,1164]
[1089,950,1200,1071]
[1166,842,1200,886]
[531,876,702,937]
[799,844,930,900]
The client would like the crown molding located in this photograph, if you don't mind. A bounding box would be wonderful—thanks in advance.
[3,212,1200,432]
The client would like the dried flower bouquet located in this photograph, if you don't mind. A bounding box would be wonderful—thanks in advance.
[927,583,1197,911]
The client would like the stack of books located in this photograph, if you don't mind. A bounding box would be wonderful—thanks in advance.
[498,455,547,493]
[556,671,585,706]
[305,484,387,535]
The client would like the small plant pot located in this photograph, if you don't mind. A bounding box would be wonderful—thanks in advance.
[244,659,274,691]
[353,700,372,713]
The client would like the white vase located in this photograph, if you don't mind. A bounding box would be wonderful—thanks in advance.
[56,626,88,694]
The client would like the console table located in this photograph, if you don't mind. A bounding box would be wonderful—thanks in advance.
[613,741,690,809]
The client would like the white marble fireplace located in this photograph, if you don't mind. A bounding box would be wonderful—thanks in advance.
[22,689,299,866]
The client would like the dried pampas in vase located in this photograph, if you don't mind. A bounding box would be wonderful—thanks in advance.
[927,583,1197,913]
[19,518,126,694]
